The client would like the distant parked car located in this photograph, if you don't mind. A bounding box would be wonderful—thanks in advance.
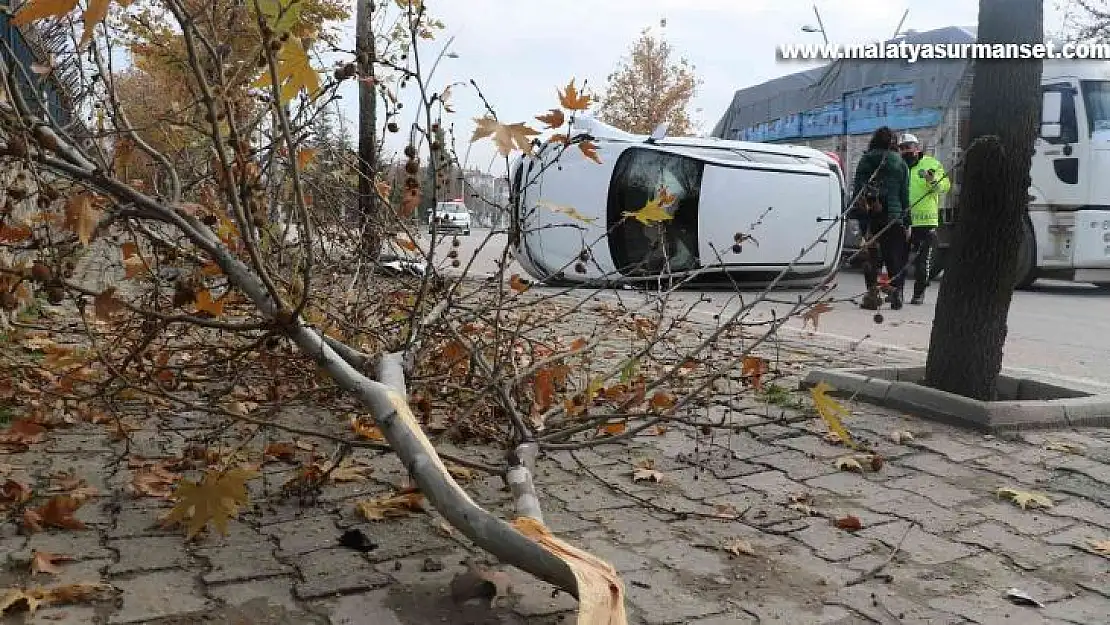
[428,200,472,235]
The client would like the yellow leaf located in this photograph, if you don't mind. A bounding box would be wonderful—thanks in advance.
[1044,440,1084,455]
[10,0,79,28]
[0,588,41,615]
[621,190,675,226]
[470,116,540,157]
[558,78,591,111]
[162,467,259,539]
[253,39,319,103]
[996,486,1053,510]
[257,0,303,33]
[810,382,856,449]
[64,192,101,246]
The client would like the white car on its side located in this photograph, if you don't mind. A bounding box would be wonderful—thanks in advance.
[428,200,472,236]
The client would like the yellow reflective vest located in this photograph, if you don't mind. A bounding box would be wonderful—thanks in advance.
[908,154,950,227]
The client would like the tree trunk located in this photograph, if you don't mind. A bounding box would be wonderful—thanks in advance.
[355,0,379,258]
[923,0,1043,400]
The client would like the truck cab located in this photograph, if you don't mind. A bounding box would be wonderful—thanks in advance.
[1021,58,1110,288]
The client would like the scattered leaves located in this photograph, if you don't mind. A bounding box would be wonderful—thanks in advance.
[162,467,259,538]
[811,382,856,449]
[355,489,425,521]
[997,487,1053,510]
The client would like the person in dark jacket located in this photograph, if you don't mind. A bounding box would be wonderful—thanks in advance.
[851,126,911,310]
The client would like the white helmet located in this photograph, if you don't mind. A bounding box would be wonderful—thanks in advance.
[899,132,920,146]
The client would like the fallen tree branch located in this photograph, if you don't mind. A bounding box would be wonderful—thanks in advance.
[847,521,916,586]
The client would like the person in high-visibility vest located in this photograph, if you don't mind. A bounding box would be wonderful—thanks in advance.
[899,133,951,305]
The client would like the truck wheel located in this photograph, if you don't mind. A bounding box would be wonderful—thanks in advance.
[1014,216,1038,290]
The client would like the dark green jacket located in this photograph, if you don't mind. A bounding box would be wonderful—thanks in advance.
[853,148,910,222]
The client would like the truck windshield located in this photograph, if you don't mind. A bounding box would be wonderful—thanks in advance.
[1081,80,1110,133]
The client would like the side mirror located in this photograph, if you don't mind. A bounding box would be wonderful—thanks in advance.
[647,122,670,144]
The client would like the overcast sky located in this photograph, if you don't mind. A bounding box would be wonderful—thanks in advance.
[328,0,1069,177]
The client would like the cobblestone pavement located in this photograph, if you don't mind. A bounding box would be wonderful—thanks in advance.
[3,294,1109,623]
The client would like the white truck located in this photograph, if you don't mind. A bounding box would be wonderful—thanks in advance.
[713,26,1110,290]
[508,116,847,288]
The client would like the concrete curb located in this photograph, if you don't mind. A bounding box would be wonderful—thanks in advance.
[800,366,1110,433]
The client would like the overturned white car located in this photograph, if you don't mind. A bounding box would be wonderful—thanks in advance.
[508,116,846,288]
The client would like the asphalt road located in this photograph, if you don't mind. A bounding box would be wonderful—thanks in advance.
[416,227,1110,388]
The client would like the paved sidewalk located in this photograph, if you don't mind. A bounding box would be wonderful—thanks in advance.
[2,306,1109,624]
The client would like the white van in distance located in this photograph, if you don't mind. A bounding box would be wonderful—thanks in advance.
[508,116,846,288]
[428,200,472,236]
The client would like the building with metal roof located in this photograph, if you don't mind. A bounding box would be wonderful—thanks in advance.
[711,26,978,144]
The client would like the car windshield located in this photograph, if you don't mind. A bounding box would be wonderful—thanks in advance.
[1082,80,1110,133]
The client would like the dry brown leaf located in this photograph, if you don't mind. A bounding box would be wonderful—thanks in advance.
[128,464,179,499]
[93,288,124,321]
[802,301,834,331]
[355,489,425,521]
[834,515,863,532]
[0,420,47,446]
[1089,538,1110,558]
[598,421,626,436]
[351,416,386,442]
[262,442,298,463]
[194,289,225,317]
[63,192,101,245]
[535,108,565,129]
[23,495,87,532]
[325,458,373,483]
[445,463,475,482]
[30,551,73,576]
[648,391,676,412]
[788,502,819,516]
[0,480,32,507]
[0,588,41,615]
[741,356,767,391]
[557,78,592,110]
[723,538,756,557]
[508,273,530,294]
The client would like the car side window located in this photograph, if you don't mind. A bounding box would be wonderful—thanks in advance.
[1043,85,1079,145]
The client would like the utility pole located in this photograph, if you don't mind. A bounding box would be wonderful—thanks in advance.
[355,0,379,257]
